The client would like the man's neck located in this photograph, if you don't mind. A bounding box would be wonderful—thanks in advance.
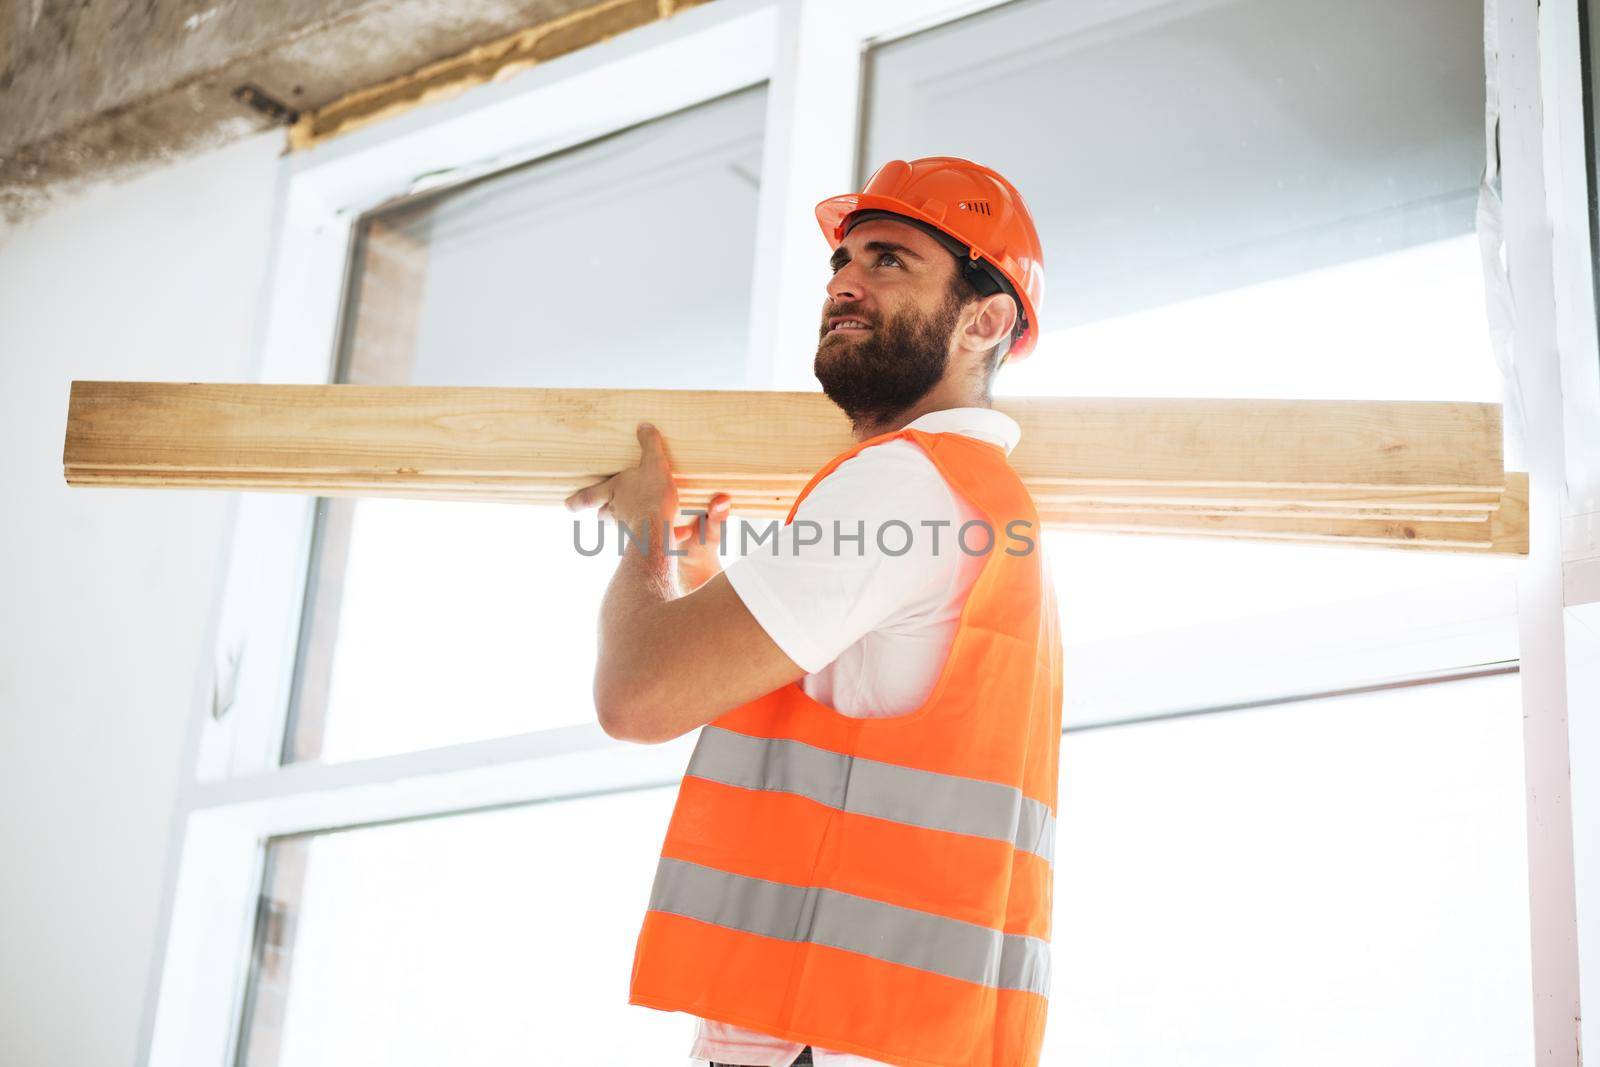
[851,387,992,442]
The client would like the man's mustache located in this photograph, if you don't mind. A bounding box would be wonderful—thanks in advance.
[819,304,878,336]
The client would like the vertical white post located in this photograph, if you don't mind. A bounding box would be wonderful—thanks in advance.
[1539,0,1600,1062]
[745,0,866,391]
[1497,0,1590,1063]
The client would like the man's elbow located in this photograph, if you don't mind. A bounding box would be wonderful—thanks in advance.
[594,684,643,742]
[595,679,676,744]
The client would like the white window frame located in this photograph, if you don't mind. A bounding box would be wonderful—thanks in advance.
[133,0,1598,1064]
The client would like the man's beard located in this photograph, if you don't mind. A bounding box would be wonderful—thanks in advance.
[814,289,962,431]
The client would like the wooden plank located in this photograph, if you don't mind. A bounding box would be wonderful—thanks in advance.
[62,466,1500,518]
[1075,476,1523,559]
[65,382,1505,489]
[63,467,1525,552]
[61,465,1505,519]
[61,381,1527,554]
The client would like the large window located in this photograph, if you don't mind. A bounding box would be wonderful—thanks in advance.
[285,86,767,765]
[236,787,687,1064]
[148,4,1537,1066]
[864,0,1487,373]
[236,673,1528,1065]
[861,0,1518,722]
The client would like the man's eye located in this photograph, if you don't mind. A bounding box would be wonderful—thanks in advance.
[829,252,900,272]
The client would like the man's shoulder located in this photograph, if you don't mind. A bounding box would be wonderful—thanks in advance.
[811,436,951,498]
[795,436,974,527]
[837,435,941,471]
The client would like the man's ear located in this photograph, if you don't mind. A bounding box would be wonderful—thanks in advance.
[962,292,1018,353]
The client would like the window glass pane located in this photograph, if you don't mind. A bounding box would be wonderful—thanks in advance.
[862,0,1490,399]
[1046,526,1520,722]
[344,86,766,390]
[1046,673,1532,1064]
[312,499,613,762]
[286,86,766,764]
[236,787,686,1065]
[862,0,1511,718]
[238,675,1530,1066]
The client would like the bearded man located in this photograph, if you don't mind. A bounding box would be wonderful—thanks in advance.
[565,157,1063,1067]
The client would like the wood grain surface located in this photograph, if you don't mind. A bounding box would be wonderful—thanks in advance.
[62,381,1528,554]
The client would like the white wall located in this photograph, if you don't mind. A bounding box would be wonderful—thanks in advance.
[0,132,286,1067]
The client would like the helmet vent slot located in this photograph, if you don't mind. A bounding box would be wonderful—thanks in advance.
[958,199,993,216]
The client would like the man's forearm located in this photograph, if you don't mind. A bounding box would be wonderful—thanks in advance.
[594,521,676,739]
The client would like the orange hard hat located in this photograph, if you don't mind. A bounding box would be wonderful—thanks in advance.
[815,156,1046,360]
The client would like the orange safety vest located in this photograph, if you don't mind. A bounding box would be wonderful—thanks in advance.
[629,426,1064,1067]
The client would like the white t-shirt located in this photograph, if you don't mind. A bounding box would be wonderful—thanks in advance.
[687,406,1023,1067]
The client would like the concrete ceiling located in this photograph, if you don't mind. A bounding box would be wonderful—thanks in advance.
[0,0,617,225]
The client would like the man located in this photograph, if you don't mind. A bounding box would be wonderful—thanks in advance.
[565,157,1062,1067]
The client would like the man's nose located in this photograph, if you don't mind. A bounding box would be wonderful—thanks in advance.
[826,260,865,303]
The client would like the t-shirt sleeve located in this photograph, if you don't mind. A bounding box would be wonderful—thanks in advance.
[720,440,965,674]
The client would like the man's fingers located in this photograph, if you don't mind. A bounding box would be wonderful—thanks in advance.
[671,494,733,547]
[564,475,616,512]
[705,497,731,539]
[690,495,733,543]
[637,422,668,468]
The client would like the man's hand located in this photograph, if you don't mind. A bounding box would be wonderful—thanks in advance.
[671,493,732,593]
[563,423,732,591]
[560,422,804,744]
[564,423,679,554]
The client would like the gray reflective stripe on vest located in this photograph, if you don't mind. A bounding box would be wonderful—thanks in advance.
[649,857,1051,996]
[688,726,1055,865]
